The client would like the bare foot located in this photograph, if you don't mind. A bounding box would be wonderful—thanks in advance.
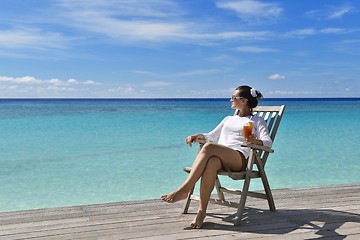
[160,190,188,203]
[190,210,206,229]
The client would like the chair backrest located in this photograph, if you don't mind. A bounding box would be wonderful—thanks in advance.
[235,105,285,142]
[252,105,286,142]
[235,105,286,165]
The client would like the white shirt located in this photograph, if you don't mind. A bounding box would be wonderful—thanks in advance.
[203,115,272,159]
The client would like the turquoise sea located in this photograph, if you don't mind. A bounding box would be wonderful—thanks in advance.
[0,98,359,212]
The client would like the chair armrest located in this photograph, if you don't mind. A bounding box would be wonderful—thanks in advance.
[193,138,273,152]
[241,143,274,153]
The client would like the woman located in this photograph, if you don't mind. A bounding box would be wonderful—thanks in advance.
[161,85,272,229]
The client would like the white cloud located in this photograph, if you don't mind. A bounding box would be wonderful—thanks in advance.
[268,90,322,97]
[108,86,135,94]
[319,28,347,34]
[305,5,354,20]
[268,74,286,80]
[283,27,348,38]
[216,0,282,24]
[190,87,235,97]
[284,28,316,38]
[67,79,78,84]
[268,90,294,95]
[53,0,272,43]
[186,31,271,41]
[49,79,64,85]
[0,76,13,82]
[56,0,184,18]
[0,0,356,58]
[0,76,42,84]
[83,80,99,85]
[236,46,279,53]
[0,28,70,50]
[143,81,172,87]
[329,6,353,19]
[54,1,189,42]
[0,75,100,85]
[14,76,42,84]
[0,0,274,57]
[8,86,18,90]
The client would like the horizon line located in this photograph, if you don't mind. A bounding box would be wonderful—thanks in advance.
[1,97,359,100]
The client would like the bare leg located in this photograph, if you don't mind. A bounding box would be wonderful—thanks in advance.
[161,143,244,204]
[190,156,222,229]
[161,143,217,203]
[190,144,245,228]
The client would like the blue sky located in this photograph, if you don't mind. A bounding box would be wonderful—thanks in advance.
[0,0,359,98]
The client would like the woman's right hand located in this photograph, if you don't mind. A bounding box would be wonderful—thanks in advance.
[185,135,196,147]
[185,134,204,147]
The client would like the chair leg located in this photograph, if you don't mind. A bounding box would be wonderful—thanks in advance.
[260,171,276,211]
[214,175,225,201]
[182,185,195,214]
[255,156,276,212]
[234,151,256,226]
[234,175,251,226]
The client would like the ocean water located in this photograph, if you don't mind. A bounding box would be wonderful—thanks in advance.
[0,98,359,212]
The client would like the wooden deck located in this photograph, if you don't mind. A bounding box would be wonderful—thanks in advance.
[0,184,359,239]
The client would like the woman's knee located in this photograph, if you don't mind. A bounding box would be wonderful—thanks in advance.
[201,142,217,155]
[204,156,222,173]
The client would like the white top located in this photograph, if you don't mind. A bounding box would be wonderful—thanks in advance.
[203,115,272,159]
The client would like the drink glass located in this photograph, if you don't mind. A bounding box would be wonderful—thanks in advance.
[243,121,253,142]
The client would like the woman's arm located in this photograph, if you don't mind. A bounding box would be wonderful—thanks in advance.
[248,117,272,147]
[186,134,205,147]
[186,116,229,147]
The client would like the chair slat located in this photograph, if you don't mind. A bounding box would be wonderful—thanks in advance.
[267,112,277,138]
[269,105,285,142]
[253,106,284,112]
[263,111,271,122]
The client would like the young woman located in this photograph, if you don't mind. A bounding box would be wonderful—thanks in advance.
[161,85,272,229]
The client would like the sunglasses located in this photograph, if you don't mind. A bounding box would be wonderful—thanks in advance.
[231,95,246,101]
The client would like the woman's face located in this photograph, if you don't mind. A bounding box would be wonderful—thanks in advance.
[230,90,247,109]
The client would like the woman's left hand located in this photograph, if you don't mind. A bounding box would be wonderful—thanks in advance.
[247,134,263,145]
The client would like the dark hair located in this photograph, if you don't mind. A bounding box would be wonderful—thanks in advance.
[235,85,263,108]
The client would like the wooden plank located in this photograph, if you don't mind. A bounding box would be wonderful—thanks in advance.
[0,184,358,240]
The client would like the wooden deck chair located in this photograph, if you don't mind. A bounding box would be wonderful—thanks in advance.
[182,105,286,225]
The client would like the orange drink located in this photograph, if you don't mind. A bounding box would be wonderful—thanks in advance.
[243,122,253,141]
